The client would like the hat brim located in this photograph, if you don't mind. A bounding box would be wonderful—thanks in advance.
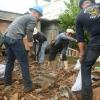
[66,29,75,34]
[29,8,33,11]
[29,8,42,16]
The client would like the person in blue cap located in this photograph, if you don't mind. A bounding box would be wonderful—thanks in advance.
[3,5,43,92]
[29,5,43,16]
[76,0,100,100]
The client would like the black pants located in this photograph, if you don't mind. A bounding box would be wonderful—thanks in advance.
[49,39,68,61]
[81,42,100,100]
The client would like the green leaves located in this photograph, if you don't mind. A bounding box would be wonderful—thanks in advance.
[58,0,80,31]
[58,0,80,49]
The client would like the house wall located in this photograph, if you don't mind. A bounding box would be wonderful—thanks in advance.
[0,20,11,33]
[0,20,42,34]
[46,23,59,43]
[0,18,59,44]
[41,21,59,43]
[42,0,66,20]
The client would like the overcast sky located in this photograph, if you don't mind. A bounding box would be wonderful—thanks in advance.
[95,0,100,3]
[0,0,99,14]
[0,0,48,14]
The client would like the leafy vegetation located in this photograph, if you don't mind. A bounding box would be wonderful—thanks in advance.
[58,0,92,48]
[58,0,80,31]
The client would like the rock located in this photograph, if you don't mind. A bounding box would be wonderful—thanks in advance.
[59,85,77,100]
[51,96,58,100]
[32,71,57,90]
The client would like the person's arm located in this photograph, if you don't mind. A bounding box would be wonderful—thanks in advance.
[33,34,38,43]
[59,33,77,42]
[76,15,85,62]
[26,20,36,42]
[26,18,36,48]
[66,36,77,42]
[78,42,85,62]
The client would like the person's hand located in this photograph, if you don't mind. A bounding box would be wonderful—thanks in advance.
[78,42,85,63]
[79,55,84,63]
[28,42,33,49]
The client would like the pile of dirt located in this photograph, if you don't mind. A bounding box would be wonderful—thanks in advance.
[0,58,99,100]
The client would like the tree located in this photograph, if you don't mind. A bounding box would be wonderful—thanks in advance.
[58,0,92,49]
[58,0,80,49]
[58,0,80,31]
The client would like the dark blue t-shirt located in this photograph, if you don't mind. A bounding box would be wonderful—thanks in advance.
[76,3,100,43]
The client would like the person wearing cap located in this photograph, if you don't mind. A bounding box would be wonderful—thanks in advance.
[48,29,77,69]
[76,0,100,100]
[79,0,94,8]
[3,5,43,92]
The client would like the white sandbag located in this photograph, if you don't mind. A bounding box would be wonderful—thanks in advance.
[71,69,93,92]
[71,69,82,91]
[0,64,6,79]
[0,73,5,79]
[97,56,100,62]
[0,64,6,70]
[74,59,81,70]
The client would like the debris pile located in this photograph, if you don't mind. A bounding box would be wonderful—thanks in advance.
[0,58,99,100]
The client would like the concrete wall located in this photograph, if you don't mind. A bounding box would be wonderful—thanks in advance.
[42,0,66,20]
[41,21,59,43]
[0,19,59,44]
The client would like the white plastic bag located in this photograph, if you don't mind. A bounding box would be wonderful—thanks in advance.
[0,64,6,79]
[97,56,100,62]
[71,69,93,92]
[74,59,81,70]
[71,69,82,91]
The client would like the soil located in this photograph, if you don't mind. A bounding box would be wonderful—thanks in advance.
[0,57,99,100]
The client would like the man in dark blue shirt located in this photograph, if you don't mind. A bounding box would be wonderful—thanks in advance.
[76,0,100,100]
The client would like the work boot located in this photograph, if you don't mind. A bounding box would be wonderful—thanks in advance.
[23,86,33,93]
[23,81,35,92]
[23,82,37,93]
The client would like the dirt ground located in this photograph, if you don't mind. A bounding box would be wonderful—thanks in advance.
[0,56,100,100]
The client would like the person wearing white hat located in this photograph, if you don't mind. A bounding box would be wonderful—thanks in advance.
[66,29,75,34]
[48,29,77,69]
